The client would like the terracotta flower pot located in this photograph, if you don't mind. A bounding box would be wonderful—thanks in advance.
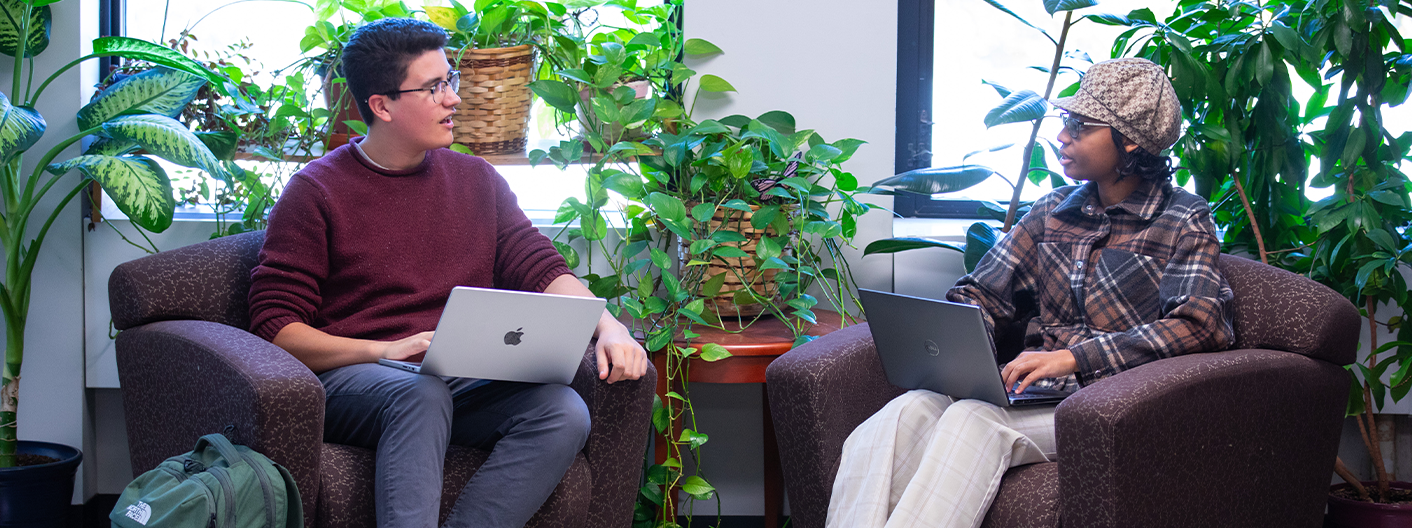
[1327,481,1412,528]
[0,441,82,527]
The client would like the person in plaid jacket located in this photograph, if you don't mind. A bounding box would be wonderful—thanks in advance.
[827,58,1235,528]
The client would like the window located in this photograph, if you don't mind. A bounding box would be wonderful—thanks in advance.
[896,0,1179,218]
[108,0,663,222]
[898,0,1412,218]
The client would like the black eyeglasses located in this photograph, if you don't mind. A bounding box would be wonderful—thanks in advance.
[1061,113,1112,136]
[378,70,461,104]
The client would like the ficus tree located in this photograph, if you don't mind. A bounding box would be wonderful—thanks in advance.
[1101,0,1412,503]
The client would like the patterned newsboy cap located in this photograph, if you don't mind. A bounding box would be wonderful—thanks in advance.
[1050,58,1181,155]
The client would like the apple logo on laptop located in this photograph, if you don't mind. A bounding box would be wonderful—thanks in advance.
[924,339,941,357]
[504,328,524,346]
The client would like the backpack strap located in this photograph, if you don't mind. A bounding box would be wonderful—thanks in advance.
[195,433,245,464]
[277,464,305,528]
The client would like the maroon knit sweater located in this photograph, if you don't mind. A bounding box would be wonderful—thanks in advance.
[248,141,572,343]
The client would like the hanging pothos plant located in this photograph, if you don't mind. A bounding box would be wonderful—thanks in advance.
[529,3,875,525]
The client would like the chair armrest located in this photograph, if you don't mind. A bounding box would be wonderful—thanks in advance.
[1056,348,1347,528]
[569,342,658,528]
[765,323,907,528]
[109,231,265,331]
[116,320,324,523]
[1218,254,1361,365]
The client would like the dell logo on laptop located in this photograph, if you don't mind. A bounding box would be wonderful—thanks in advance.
[504,328,524,346]
[924,339,941,356]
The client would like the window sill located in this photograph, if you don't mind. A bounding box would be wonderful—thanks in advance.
[893,217,1002,239]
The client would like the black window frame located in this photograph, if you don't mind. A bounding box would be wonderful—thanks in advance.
[895,0,994,219]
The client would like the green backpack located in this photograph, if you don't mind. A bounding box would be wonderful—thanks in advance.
[110,433,303,528]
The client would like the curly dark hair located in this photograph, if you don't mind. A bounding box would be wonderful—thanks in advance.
[341,18,448,123]
[1110,128,1175,183]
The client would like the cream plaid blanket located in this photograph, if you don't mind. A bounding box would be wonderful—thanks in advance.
[827,390,1057,528]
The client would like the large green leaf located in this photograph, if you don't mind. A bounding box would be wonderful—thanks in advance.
[90,37,236,100]
[78,67,206,130]
[683,38,723,56]
[680,475,716,500]
[699,74,737,93]
[0,90,43,162]
[964,222,1000,272]
[863,237,965,255]
[0,0,50,58]
[102,114,227,180]
[82,136,136,157]
[528,79,579,114]
[46,154,174,232]
[871,165,996,194]
[757,110,796,135]
[195,131,239,161]
[984,90,1046,128]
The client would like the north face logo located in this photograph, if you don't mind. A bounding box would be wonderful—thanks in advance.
[125,501,152,525]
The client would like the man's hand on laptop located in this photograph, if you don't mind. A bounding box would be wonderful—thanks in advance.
[596,320,647,384]
[380,331,435,361]
[1000,349,1077,395]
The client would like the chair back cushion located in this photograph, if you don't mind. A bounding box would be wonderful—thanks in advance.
[110,231,266,331]
[1218,254,1359,366]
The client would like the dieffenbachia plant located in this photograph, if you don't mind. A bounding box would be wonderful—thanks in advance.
[0,0,244,467]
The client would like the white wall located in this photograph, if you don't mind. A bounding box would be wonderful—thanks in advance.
[0,0,99,503]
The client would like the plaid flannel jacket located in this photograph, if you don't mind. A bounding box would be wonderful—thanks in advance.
[947,178,1235,390]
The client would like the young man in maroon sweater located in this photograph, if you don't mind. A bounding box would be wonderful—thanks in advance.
[247,18,648,528]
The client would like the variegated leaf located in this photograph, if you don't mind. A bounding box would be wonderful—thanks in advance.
[78,67,206,130]
[0,90,43,162]
[47,155,174,232]
[0,0,50,58]
[82,136,138,157]
[91,37,231,98]
[101,114,227,180]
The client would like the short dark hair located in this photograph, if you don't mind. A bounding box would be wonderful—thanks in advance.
[1110,128,1174,182]
[341,18,448,123]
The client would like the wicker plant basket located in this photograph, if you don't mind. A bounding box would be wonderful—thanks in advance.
[680,204,785,317]
[446,45,535,156]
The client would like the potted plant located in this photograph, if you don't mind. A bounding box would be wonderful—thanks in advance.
[537,0,692,144]
[1084,0,1412,521]
[531,23,872,523]
[0,0,236,524]
[424,0,561,155]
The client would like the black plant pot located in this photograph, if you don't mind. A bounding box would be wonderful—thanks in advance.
[0,441,82,527]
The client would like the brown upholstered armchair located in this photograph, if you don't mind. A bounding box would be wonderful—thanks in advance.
[766,254,1358,528]
[109,231,656,528]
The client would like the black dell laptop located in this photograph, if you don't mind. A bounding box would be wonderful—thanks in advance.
[859,289,1070,407]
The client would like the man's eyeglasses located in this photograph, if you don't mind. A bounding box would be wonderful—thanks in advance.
[378,70,461,104]
[1061,113,1112,136]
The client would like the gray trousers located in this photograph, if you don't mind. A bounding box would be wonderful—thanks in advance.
[318,363,591,528]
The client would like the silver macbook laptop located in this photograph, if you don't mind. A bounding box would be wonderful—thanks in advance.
[378,286,606,385]
[859,289,1069,407]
